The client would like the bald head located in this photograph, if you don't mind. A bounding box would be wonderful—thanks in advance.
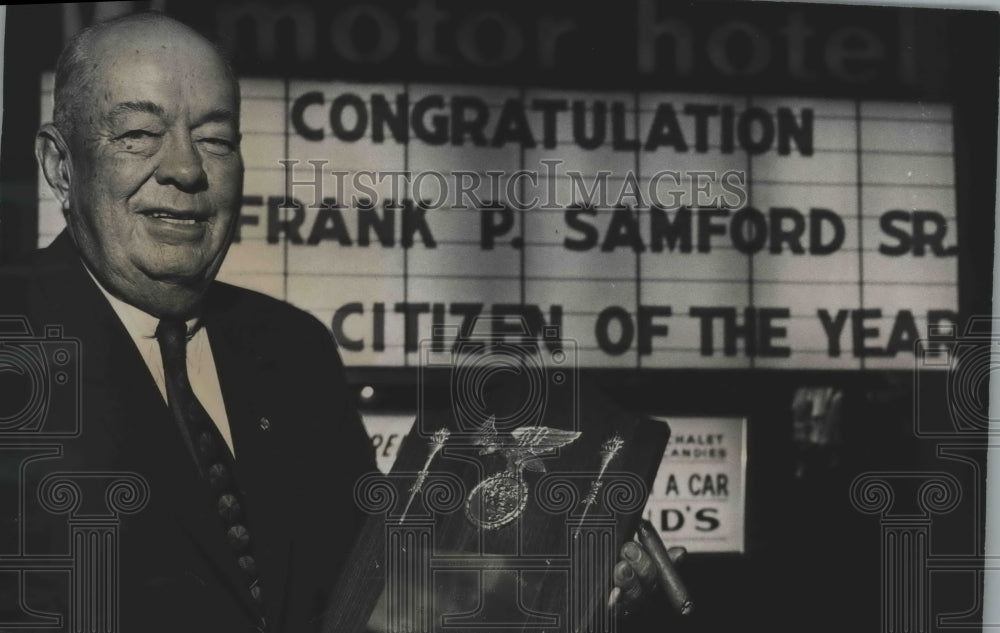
[53,13,239,142]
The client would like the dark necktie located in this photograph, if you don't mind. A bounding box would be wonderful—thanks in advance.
[155,320,266,631]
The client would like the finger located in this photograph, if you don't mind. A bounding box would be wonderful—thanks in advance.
[621,541,658,591]
[612,559,642,603]
[607,586,621,610]
[667,546,687,566]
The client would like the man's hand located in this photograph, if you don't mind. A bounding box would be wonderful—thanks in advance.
[610,520,691,616]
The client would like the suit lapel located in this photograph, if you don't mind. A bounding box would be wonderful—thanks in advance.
[204,295,293,630]
[32,233,264,620]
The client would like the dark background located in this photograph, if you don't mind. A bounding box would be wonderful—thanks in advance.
[1,2,997,631]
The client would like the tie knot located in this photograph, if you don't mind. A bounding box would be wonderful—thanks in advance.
[155,319,189,356]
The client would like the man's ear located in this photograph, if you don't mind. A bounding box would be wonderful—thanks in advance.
[36,123,72,210]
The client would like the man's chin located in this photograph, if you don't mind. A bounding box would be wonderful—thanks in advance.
[143,265,212,285]
[130,263,217,318]
[136,249,220,283]
[134,282,209,320]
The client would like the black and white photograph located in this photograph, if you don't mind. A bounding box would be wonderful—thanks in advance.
[0,1,996,631]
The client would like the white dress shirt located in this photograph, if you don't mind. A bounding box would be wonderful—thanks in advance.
[89,275,236,457]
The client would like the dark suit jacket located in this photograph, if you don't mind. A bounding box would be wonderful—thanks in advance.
[0,232,377,632]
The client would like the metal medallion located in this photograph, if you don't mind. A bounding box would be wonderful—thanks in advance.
[465,473,528,530]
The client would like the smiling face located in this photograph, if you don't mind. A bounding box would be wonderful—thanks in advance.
[51,19,243,318]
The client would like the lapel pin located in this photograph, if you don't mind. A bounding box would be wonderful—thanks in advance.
[259,417,271,431]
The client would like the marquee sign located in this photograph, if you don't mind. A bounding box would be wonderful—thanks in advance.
[38,76,958,370]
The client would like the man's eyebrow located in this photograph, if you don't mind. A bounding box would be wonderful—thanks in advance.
[194,108,239,128]
[105,101,166,121]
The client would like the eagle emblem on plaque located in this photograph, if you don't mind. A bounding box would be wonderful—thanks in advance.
[465,416,582,530]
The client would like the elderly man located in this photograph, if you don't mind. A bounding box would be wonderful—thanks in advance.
[7,12,376,633]
[3,12,668,633]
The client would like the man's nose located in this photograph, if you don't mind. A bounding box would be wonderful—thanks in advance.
[155,133,207,192]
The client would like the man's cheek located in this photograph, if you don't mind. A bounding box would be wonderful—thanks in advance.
[211,169,244,211]
[212,159,242,188]
[103,156,158,197]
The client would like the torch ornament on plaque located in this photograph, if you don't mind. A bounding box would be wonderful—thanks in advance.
[400,427,450,523]
[575,433,625,536]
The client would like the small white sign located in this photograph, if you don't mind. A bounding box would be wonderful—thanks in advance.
[361,412,413,475]
[643,416,747,553]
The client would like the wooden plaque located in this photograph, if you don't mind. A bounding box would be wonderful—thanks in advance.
[322,374,670,633]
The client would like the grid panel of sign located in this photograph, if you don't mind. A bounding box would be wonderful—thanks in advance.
[38,76,958,369]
